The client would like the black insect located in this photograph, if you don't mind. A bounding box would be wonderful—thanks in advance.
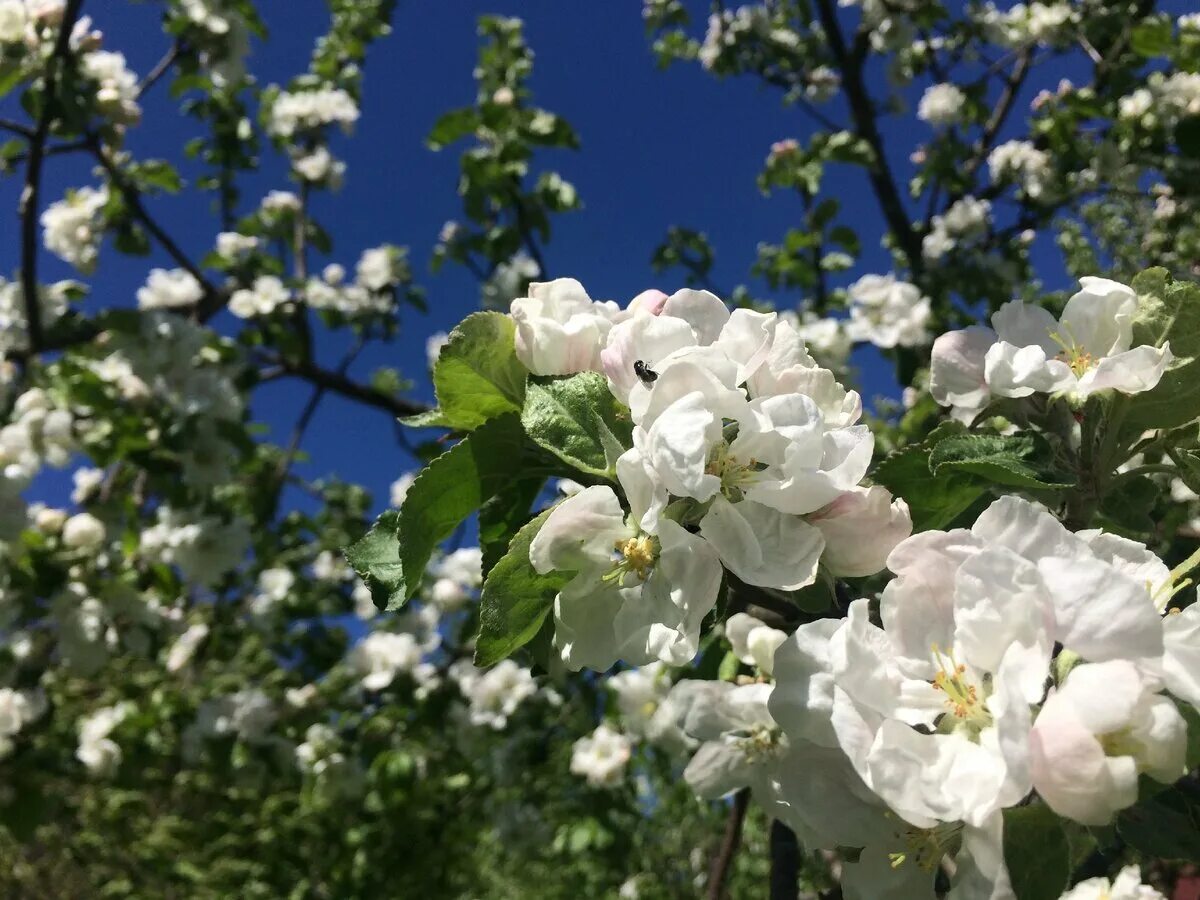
[633,359,659,384]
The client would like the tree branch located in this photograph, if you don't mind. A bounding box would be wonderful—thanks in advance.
[136,40,183,98]
[87,135,225,318]
[706,789,750,900]
[18,0,86,353]
[277,357,429,419]
[769,820,801,900]
[813,0,922,277]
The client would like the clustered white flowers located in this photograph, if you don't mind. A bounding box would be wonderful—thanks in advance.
[988,139,1054,199]
[268,86,360,138]
[41,186,108,273]
[845,273,931,348]
[917,82,965,126]
[931,276,1172,420]
[517,279,911,671]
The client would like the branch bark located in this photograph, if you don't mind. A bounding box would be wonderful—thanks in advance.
[18,0,86,353]
[279,357,429,419]
[706,789,750,900]
[769,819,801,900]
[813,0,922,277]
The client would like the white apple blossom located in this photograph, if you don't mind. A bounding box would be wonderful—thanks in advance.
[451,659,539,729]
[924,196,992,260]
[725,612,786,676]
[988,139,1053,198]
[917,83,964,126]
[1030,660,1186,825]
[40,186,108,272]
[1059,866,1165,900]
[62,512,106,549]
[260,190,300,215]
[792,311,852,370]
[139,506,250,586]
[188,689,277,750]
[228,275,290,318]
[570,724,633,787]
[845,274,931,348]
[217,230,261,259]
[530,481,723,671]
[481,252,540,309]
[137,268,204,310]
[81,50,140,124]
[0,1,26,43]
[292,146,345,186]
[0,687,45,759]
[806,485,912,577]
[390,471,416,507]
[511,278,621,376]
[355,245,402,291]
[425,331,449,368]
[931,277,1173,414]
[268,86,359,137]
[77,702,131,775]
[0,277,73,355]
[347,631,424,691]
[165,623,210,672]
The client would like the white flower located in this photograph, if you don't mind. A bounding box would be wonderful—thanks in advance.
[139,506,250,586]
[0,1,27,43]
[215,231,259,260]
[453,659,539,729]
[62,512,106,549]
[293,147,344,185]
[1060,866,1165,900]
[917,83,965,126]
[845,274,931,348]
[260,190,300,214]
[792,311,852,370]
[530,482,723,671]
[1030,660,1186,825]
[137,268,204,310]
[390,471,416,507]
[570,724,633,787]
[481,252,541,309]
[268,86,359,137]
[355,245,401,291]
[511,278,621,376]
[806,486,912,577]
[425,331,449,368]
[228,275,289,318]
[0,688,45,758]
[165,623,209,672]
[179,0,233,34]
[81,50,140,124]
[725,612,787,676]
[923,196,992,260]
[41,186,107,272]
[931,277,1173,412]
[71,467,105,504]
[1163,601,1200,711]
[347,631,423,691]
[608,662,679,743]
[988,139,1053,198]
[77,703,131,775]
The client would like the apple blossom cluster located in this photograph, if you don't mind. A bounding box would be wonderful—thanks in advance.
[844,273,931,349]
[922,196,992,262]
[1119,71,1200,128]
[976,2,1076,48]
[514,279,911,671]
[0,277,75,356]
[0,687,46,759]
[76,702,132,776]
[917,83,965,127]
[988,140,1054,200]
[40,186,108,273]
[930,277,1173,420]
[267,86,360,139]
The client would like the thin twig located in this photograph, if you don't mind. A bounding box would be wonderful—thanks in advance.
[278,356,429,419]
[136,40,183,98]
[0,117,34,138]
[18,0,86,353]
[706,789,750,900]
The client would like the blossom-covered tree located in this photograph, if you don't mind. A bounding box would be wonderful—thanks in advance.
[2,1,1200,898]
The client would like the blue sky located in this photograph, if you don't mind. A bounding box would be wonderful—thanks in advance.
[4,1,1131,514]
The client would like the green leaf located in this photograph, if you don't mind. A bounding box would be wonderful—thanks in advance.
[433,312,527,430]
[393,414,527,610]
[1131,17,1173,57]
[475,509,572,666]
[478,477,545,576]
[344,511,403,611]
[1117,779,1200,862]
[426,106,478,151]
[521,373,634,478]
[347,415,526,611]
[871,423,987,531]
[1002,804,1071,900]
[1127,268,1200,429]
[929,433,1076,490]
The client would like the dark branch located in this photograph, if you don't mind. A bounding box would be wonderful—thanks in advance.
[768,820,801,900]
[137,40,183,98]
[87,135,225,319]
[18,0,86,353]
[813,0,922,277]
[706,789,750,900]
[278,357,429,419]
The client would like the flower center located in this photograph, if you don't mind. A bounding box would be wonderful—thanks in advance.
[605,534,658,584]
[1049,327,1096,377]
[930,645,992,734]
[706,442,762,502]
[887,821,964,872]
[736,724,784,763]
